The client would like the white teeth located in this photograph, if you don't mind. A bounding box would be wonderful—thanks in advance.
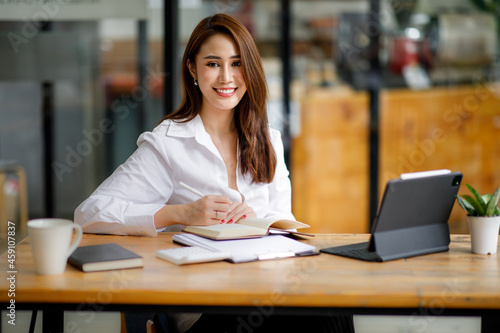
[216,88,235,94]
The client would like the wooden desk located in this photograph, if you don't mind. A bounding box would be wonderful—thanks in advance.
[1,233,499,332]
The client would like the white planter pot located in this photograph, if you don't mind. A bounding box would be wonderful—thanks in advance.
[467,216,500,255]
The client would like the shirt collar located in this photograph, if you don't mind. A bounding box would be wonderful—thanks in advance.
[165,114,205,138]
[165,114,220,157]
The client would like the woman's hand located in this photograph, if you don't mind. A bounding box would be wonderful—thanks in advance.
[182,195,232,225]
[154,195,232,228]
[222,201,257,224]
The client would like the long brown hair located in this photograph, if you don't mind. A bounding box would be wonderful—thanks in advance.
[160,14,276,183]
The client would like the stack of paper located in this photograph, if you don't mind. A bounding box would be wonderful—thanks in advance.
[173,234,318,263]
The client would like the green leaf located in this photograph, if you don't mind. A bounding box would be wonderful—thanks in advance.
[482,194,491,204]
[462,194,486,216]
[485,186,500,216]
[470,0,490,11]
[466,184,487,212]
[456,195,477,216]
[471,0,500,12]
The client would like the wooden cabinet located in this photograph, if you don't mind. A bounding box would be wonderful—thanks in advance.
[291,88,369,233]
[292,84,500,234]
[380,84,500,234]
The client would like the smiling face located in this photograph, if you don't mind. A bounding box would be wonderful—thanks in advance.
[188,33,247,115]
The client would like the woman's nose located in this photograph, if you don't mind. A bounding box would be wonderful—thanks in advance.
[219,65,232,83]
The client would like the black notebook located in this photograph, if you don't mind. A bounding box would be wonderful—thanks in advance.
[68,243,143,272]
[321,170,462,262]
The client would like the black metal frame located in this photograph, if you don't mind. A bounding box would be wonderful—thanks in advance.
[42,81,54,218]
[163,0,179,116]
[280,0,292,167]
[368,0,381,228]
[8,302,500,333]
[137,19,148,133]
[41,23,54,218]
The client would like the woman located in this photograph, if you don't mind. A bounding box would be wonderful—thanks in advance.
[74,14,293,235]
[75,14,353,333]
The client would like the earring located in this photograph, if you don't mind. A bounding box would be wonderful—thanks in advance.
[194,78,198,86]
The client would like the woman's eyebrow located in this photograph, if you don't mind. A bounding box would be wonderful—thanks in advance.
[202,55,241,59]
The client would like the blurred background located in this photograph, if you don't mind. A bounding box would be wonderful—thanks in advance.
[1,0,500,245]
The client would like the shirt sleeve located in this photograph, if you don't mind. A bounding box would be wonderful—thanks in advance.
[265,129,295,220]
[74,131,174,236]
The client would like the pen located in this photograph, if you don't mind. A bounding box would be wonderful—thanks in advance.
[179,182,205,198]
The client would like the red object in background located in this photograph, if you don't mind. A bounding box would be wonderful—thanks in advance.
[389,37,419,74]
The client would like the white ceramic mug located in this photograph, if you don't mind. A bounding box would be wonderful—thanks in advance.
[27,218,83,275]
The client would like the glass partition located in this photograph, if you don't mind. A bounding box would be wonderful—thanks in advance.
[0,3,156,224]
[289,0,500,234]
[1,0,499,236]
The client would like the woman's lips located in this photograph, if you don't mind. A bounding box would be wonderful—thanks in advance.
[214,88,237,97]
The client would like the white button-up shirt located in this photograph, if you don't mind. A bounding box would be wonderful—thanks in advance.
[74,115,294,236]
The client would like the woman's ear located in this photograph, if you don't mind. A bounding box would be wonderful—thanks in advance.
[187,59,196,80]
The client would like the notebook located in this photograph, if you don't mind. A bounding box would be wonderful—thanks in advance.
[68,243,143,272]
[320,170,463,262]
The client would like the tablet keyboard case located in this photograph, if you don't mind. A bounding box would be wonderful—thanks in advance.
[322,172,462,262]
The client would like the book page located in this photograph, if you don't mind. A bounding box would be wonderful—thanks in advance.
[183,224,266,239]
[238,218,309,230]
[237,218,276,229]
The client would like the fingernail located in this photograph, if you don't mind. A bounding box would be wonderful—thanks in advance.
[242,215,247,219]
[220,220,225,224]
[228,219,233,224]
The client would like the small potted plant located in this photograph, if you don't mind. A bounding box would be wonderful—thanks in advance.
[456,184,500,254]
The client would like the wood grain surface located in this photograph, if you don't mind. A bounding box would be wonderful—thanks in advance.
[292,84,500,234]
[1,233,499,310]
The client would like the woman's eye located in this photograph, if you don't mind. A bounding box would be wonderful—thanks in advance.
[232,61,241,67]
[207,62,219,67]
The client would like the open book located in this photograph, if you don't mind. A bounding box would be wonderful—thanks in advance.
[183,218,311,240]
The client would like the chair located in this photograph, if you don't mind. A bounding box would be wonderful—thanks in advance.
[119,313,157,333]
[146,319,156,333]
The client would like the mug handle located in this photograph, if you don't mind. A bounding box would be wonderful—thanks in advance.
[66,223,83,259]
